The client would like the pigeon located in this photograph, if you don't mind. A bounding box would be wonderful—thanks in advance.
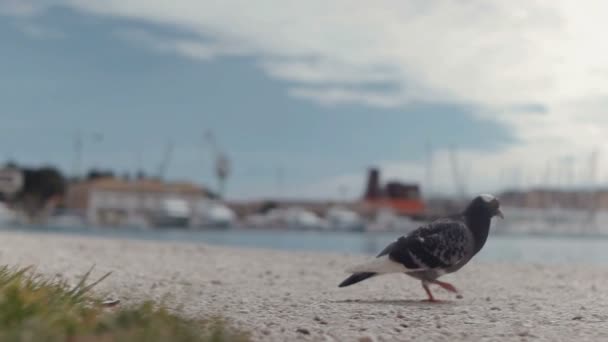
[338,194,503,302]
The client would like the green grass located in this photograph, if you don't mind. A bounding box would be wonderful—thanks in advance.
[0,266,251,342]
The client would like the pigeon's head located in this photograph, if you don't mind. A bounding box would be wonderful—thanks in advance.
[466,194,504,220]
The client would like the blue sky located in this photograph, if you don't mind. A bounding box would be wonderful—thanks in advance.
[2,2,607,198]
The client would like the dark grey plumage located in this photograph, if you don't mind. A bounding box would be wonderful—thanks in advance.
[339,194,503,301]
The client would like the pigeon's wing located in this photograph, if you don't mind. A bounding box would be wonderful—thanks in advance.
[375,220,444,258]
[384,219,470,270]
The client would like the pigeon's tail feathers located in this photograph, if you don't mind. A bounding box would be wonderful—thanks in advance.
[338,272,376,287]
[346,255,417,274]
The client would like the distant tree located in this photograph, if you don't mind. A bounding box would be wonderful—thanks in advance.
[11,166,66,222]
[4,160,18,169]
[86,168,115,181]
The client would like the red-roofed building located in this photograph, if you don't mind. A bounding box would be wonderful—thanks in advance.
[360,168,426,218]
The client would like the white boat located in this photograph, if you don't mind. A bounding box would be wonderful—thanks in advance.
[325,206,365,231]
[243,207,328,230]
[191,200,236,229]
[367,208,419,232]
[283,207,328,230]
[151,198,191,228]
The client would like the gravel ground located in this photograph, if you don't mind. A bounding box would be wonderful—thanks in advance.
[0,230,607,341]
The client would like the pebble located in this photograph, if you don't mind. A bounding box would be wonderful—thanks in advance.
[296,328,311,335]
[314,316,328,325]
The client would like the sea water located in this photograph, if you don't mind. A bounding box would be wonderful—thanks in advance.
[4,223,608,265]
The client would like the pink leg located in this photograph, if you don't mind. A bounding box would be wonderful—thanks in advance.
[433,280,459,294]
[422,282,438,302]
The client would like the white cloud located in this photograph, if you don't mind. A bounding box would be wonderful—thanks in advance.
[259,59,400,85]
[115,28,247,60]
[12,0,608,197]
[288,87,403,108]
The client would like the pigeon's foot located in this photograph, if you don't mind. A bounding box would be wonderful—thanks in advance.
[421,298,445,303]
[422,282,436,302]
[433,280,459,294]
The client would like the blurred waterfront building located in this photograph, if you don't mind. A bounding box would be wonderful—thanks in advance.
[65,178,209,226]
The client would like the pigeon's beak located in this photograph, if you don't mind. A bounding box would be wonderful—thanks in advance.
[495,208,504,219]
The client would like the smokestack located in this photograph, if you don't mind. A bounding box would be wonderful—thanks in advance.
[364,168,381,199]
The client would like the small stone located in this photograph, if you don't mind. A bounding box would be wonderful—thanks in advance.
[490,306,501,311]
[396,313,405,319]
[261,329,271,336]
[456,294,463,299]
[394,328,401,333]
[314,316,328,325]
[486,297,491,302]
[400,323,409,328]
[572,316,583,321]
[296,328,311,335]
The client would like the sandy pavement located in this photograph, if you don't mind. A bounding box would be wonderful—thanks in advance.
[0,229,607,341]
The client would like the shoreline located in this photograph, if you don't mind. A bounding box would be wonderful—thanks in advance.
[0,230,607,341]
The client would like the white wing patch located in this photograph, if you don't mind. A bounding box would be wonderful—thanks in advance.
[480,194,496,203]
[346,255,421,274]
